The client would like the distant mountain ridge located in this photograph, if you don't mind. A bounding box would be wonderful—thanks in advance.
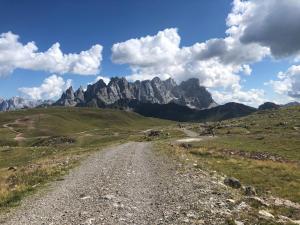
[119,100,257,122]
[55,77,217,110]
[3,77,299,122]
[53,77,260,121]
[257,101,300,111]
[258,102,281,111]
[282,102,300,107]
[0,97,52,112]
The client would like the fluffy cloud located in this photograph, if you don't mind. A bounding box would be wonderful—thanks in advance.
[269,65,300,99]
[229,0,300,58]
[0,32,103,76]
[111,0,300,105]
[112,29,263,89]
[211,86,266,107]
[112,0,300,106]
[112,28,180,67]
[193,37,268,65]
[19,75,72,100]
[111,26,269,106]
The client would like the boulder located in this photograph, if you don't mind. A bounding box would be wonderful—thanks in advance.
[180,143,192,149]
[8,166,17,171]
[244,186,257,196]
[148,130,162,137]
[224,177,242,189]
[258,210,274,219]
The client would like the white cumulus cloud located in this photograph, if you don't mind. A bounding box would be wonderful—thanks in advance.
[112,28,263,88]
[0,32,103,77]
[268,65,300,99]
[211,85,266,107]
[112,28,180,67]
[111,26,269,106]
[229,0,300,58]
[19,75,72,100]
[111,0,300,106]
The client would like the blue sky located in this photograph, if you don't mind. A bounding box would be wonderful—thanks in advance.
[0,0,300,106]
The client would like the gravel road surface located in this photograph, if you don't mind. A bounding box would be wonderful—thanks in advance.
[1,142,234,225]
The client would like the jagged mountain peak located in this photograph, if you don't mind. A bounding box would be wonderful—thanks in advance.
[91,78,107,88]
[55,77,217,110]
[75,86,84,93]
[65,86,74,97]
[151,76,162,83]
[181,77,199,84]
[178,78,203,91]
[164,77,177,87]
[109,76,127,83]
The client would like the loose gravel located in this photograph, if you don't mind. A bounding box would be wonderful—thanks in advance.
[1,142,234,225]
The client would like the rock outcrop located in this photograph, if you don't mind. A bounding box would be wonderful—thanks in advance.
[54,86,86,107]
[55,77,217,110]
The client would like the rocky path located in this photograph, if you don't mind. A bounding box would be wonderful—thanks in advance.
[181,128,199,137]
[1,142,234,225]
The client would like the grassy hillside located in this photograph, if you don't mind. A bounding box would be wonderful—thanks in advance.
[130,101,256,122]
[159,106,300,221]
[0,107,169,138]
[0,107,172,210]
[187,106,300,201]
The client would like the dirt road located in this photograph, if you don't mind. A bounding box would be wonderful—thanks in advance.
[1,142,233,225]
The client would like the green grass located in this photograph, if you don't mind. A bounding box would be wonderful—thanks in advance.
[196,134,300,161]
[158,106,300,219]
[0,107,173,210]
[186,107,300,203]
[2,105,300,220]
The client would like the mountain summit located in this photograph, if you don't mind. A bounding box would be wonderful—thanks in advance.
[55,77,217,110]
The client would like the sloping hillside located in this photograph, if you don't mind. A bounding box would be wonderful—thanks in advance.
[170,106,300,202]
[129,101,256,122]
[0,107,170,140]
[0,107,172,209]
[158,106,300,222]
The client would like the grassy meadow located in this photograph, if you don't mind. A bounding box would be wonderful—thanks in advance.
[1,104,300,222]
[0,107,172,210]
[157,106,300,222]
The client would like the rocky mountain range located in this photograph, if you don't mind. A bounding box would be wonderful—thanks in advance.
[53,77,262,121]
[2,76,299,122]
[55,77,217,109]
[0,97,53,112]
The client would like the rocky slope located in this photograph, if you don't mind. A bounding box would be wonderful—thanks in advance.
[0,97,52,112]
[55,77,217,110]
